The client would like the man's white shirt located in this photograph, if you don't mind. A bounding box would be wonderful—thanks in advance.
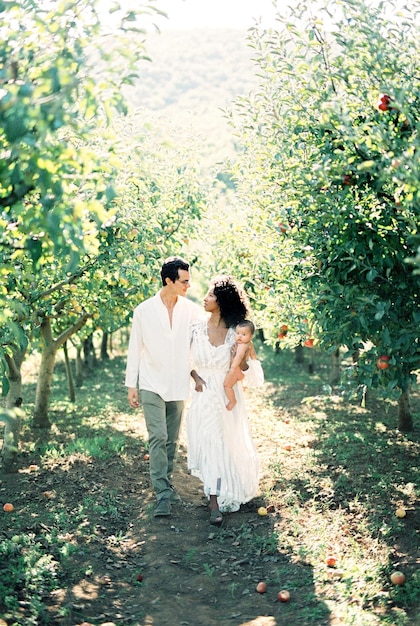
[125,293,204,401]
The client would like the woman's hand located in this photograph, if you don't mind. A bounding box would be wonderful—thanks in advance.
[191,369,206,392]
[195,377,206,392]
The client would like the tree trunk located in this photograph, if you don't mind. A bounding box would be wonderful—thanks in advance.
[33,313,90,428]
[33,340,57,428]
[329,348,341,385]
[100,331,109,360]
[83,334,97,370]
[398,388,413,433]
[1,349,26,469]
[63,341,76,403]
[307,349,315,374]
[295,342,304,364]
[76,345,84,387]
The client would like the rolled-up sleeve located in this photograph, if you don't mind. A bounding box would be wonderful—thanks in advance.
[125,307,143,388]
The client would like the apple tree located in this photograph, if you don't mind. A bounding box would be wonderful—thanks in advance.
[0,0,164,456]
[218,0,419,431]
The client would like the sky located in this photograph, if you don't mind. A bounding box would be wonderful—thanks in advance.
[152,0,282,30]
[99,0,407,32]
[98,0,287,31]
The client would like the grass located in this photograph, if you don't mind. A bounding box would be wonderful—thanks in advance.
[257,345,419,626]
[0,338,419,625]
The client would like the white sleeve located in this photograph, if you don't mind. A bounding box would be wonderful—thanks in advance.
[242,359,264,388]
[125,307,143,388]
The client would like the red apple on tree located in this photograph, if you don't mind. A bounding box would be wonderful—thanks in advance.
[376,355,390,370]
[377,93,391,111]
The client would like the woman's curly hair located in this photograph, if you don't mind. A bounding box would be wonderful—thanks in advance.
[211,275,250,328]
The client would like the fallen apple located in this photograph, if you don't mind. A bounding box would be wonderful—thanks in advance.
[395,508,406,518]
[326,556,337,567]
[257,506,268,516]
[143,453,150,461]
[277,589,290,602]
[3,503,14,512]
[136,573,143,582]
[390,571,406,585]
[256,581,267,593]
[100,575,112,585]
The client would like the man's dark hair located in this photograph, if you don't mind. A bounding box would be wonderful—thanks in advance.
[160,256,190,286]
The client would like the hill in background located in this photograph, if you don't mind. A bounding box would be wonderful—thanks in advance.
[124,28,261,165]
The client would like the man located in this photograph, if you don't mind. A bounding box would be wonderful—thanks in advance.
[125,256,203,517]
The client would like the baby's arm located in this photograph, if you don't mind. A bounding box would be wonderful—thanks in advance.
[230,343,249,368]
[248,341,257,360]
[224,343,248,390]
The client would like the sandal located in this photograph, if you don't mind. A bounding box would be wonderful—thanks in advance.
[210,508,223,526]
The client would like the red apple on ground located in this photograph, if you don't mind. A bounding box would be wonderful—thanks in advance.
[256,581,267,593]
[277,590,290,602]
[390,571,406,585]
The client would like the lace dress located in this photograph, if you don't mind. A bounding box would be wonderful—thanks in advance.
[187,320,260,513]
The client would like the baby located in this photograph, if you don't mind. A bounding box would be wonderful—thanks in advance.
[224,320,257,411]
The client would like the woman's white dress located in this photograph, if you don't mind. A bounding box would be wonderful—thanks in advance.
[187,320,261,513]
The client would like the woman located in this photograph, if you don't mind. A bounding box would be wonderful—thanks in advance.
[187,275,261,525]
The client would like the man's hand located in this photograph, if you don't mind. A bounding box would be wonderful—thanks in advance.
[128,387,139,408]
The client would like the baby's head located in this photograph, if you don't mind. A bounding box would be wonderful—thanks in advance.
[235,320,255,344]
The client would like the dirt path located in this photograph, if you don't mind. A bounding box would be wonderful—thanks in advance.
[68,388,299,626]
[2,384,320,626]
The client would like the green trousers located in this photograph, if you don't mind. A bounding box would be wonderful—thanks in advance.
[140,390,184,501]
